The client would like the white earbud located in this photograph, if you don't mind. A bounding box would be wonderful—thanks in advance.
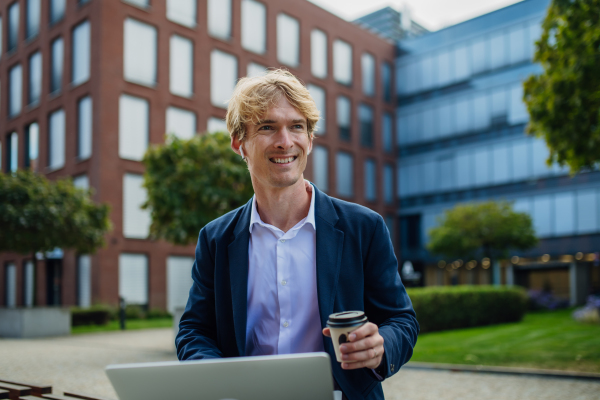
[240,146,246,160]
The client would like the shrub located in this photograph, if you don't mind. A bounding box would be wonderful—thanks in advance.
[406,285,528,333]
[573,295,600,324]
[71,305,113,326]
[125,305,146,320]
[146,308,172,319]
[527,289,570,311]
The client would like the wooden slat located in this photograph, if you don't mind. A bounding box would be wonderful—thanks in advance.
[19,396,43,400]
[0,383,32,398]
[63,392,113,400]
[0,389,9,399]
[42,395,74,400]
[0,380,52,396]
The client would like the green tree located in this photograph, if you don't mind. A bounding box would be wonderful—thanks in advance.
[524,0,600,172]
[0,170,111,259]
[427,201,538,283]
[142,132,254,246]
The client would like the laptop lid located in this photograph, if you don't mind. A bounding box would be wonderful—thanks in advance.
[105,352,334,400]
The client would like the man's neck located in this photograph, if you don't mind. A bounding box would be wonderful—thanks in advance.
[253,177,312,233]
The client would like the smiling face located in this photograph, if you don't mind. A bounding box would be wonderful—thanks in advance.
[232,95,313,191]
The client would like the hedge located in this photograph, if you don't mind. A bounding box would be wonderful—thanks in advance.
[406,285,528,333]
[71,305,113,326]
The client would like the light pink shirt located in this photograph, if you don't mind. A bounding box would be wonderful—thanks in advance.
[245,181,324,356]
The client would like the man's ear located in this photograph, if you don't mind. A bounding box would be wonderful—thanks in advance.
[231,136,243,157]
[307,137,313,155]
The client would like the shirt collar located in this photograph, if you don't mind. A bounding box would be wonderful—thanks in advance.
[249,180,316,233]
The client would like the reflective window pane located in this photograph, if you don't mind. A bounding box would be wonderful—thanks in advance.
[359,104,374,148]
[119,94,148,161]
[170,35,194,97]
[29,52,42,105]
[361,53,375,96]
[382,62,392,102]
[311,29,327,79]
[420,55,434,89]
[337,96,351,141]
[307,84,326,135]
[166,106,196,140]
[511,139,530,181]
[384,164,393,204]
[532,138,551,177]
[26,0,41,39]
[455,152,473,189]
[73,174,89,190]
[124,19,157,86]
[436,50,451,86]
[492,142,510,184]
[437,101,454,137]
[78,96,93,159]
[422,160,436,193]
[438,156,454,191]
[312,145,328,192]
[51,37,64,93]
[48,109,66,170]
[241,0,266,54]
[576,190,599,234]
[472,92,490,130]
[333,40,352,85]
[474,146,491,186]
[210,50,237,109]
[532,195,552,237]
[491,86,507,118]
[554,192,575,236]
[364,159,376,202]
[72,21,91,86]
[490,31,507,69]
[277,14,300,67]
[123,0,149,7]
[336,152,353,197]
[509,25,526,64]
[25,122,39,170]
[208,0,232,39]
[8,2,20,52]
[207,117,227,133]
[123,174,151,239]
[9,64,23,117]
[470,37,487,74]
[382,113,393,153]
[167,0,197,28]
[119,253,148,305]
[453,44,470,81]
[508,84,528,125]
[454,96,472,133]
[49,0,65,25]
[247,62,267,78]
[8,132,18,172]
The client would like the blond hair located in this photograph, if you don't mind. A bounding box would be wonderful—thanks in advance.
[226,69,320,142]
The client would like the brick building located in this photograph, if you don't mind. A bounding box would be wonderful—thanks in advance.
[0,0,401,311]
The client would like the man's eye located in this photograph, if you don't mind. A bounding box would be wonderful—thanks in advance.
[259,126,273,131]
[292,125,304,129]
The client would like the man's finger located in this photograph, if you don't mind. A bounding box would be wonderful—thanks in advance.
[322,328,331,337]
[340,336,380,354]
[347,322,378,342]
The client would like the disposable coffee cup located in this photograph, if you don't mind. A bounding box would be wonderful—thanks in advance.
[326,311,368,362]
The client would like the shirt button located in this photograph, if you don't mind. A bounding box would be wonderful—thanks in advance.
[283,321,289,328]
[280,239,285,243]
[281,280,287,286]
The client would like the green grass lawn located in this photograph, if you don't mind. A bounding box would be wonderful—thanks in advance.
[411,309,600,373]
[71,318,173,335]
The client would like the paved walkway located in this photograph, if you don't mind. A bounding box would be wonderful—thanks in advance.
[1,328,599,400]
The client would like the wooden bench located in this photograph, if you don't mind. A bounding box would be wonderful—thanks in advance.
[0,378,113,400]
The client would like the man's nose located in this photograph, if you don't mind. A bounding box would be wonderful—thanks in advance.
[274,127,294,149]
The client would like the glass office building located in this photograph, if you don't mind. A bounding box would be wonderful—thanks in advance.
[360,0,600,302]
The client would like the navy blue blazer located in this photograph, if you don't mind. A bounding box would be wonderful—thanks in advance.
[176,185,419,400]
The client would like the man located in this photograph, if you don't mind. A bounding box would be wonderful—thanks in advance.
[176,70,419,400]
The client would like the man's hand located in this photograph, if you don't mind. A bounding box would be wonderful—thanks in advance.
[323,322,385,370]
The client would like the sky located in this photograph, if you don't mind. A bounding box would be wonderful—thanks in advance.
[308,0,524,31]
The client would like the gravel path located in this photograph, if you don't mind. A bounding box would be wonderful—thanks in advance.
[1,328,599,400]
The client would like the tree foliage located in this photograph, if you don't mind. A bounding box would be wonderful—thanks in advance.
[427,201,538,261]
[0,170,111,255]
[524,0,600,172]
[142,132,254,246]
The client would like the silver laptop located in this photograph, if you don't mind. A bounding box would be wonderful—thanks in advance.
[106,352,336,400]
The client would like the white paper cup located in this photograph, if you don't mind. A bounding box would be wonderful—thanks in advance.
[326,311,368,363]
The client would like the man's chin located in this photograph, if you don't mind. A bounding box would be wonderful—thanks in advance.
[267,174,303,188]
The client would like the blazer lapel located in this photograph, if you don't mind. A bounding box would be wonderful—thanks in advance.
[314,186,344,328]
[228,199,252,356]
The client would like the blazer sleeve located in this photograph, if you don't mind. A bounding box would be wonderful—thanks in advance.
[364,215,419,379]
[175,227,224,360]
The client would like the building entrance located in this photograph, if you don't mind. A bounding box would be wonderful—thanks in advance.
[46,259,62,306]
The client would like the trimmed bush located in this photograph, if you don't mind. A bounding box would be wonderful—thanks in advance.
[406,285,528,333]
[71,305,113,326]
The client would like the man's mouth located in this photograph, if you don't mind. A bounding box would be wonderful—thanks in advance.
[270,156,297,164]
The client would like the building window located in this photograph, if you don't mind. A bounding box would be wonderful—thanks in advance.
[382,113,393,153]
[5,263,17,307]
[124,18,157,87]
[119,253,148,306]
[311,29,327,79]
[359,104,374,148]
[119,94,149,161]
[241,0,266,54]
[49,0,65,25]
[337,96,351,141]
[72,21,91,86]
[210,49,237,109]
[207,117,227,133]
[73,174,89,190]
[167,256,194,314]
[247,62,267,78]
[384,164,393,204]
[167,0,197,28]
[382,62,392,102]
[577,190,598,234]
[7,132,18,172]
[307,84,326,136]
[78,96,93,160]
[50,37,64,94]
[123,0,149,8]
[170,35,194,98]
[26,0,41,39]
[361,53,375,97]
[9,64,22,117]
[364,159,376,202]
[24,122,39,170]
[333,39,352,86]
[0,16,3,57]
[77,255,91,308]
[166,106,196,140]
[312,145,328,192]
[23,260,35,307]
[276,13,300,68]
[208,0,232,40]
[336,152,353,198]
[48,109,66,170]
[123,174,151,239]
[7,2,19,53]
[28,52,42,105]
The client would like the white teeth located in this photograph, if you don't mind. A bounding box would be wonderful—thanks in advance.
[272,157,295,164]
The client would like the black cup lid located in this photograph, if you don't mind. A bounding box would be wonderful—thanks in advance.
[327,311,368,327]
